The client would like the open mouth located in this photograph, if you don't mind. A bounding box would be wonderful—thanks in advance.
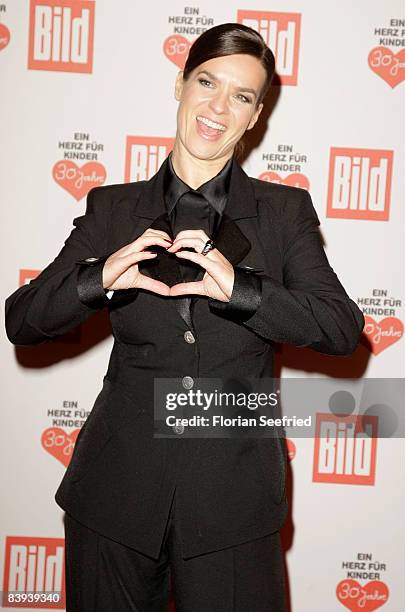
[196,115,227,138]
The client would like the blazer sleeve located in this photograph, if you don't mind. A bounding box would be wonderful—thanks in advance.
[209,188,364,356]
[5,187,115,346]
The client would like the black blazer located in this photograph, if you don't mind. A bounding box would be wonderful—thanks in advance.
[5,158,364,559]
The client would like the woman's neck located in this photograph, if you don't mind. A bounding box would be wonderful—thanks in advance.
[171,142,232,190]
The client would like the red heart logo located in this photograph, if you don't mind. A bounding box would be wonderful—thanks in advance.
[363,316,403,355]
[0,23,10,51]
[52,160,106,201]
[368,47,405,88]
[163,35,191,69]
[258,171,310,190]
[336,579,389,611]
[286,438,296,461]
[41,427,80,468]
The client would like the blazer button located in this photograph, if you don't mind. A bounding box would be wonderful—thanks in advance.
[184,330,195,344]
[173,423,185,435]
[182,376,194,389]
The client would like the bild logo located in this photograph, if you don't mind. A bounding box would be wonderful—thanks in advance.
[237,10,301,85]
[313,413,378,485]
[2,537,65,608]
[20,269,40,286]
[327,148,393,221]
[125,137,175,182]
[28,0,95,73]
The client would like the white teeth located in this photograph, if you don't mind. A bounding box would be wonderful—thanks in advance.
[196,116,226,131]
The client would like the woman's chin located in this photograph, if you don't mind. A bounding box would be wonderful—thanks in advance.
[183,138,230,161]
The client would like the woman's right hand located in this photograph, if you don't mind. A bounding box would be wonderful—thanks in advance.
[102,229,172,296]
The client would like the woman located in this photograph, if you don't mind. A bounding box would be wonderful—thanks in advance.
[5,23,364,611]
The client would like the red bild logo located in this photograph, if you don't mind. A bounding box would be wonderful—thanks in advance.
[28,0,95,73]
[326,147,393,221]
[237,10,301,85]
[2,536,65,608]
[125,137,175,182]
[19,270,41,286]
[313,413,378,485]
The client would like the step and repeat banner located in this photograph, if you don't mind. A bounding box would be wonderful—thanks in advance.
[1,1,404,610]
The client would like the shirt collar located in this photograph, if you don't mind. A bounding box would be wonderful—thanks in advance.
[164,152,233,215]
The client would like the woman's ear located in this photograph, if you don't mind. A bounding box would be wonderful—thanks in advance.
[246,102,263,131]
[175,71,184,101]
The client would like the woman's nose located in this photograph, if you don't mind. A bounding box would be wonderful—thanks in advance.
[208,89,229,115]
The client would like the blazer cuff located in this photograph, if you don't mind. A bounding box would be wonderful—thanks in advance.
[76,256,110,309]
[208,267,262,322]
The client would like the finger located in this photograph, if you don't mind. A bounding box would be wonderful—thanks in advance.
[136,274,171,296]
[119,236,170,258]
[174,250,221,271]
[167,237,206,253]
[169,281,207,296]
[131,236,172,251]
[143,229,173,241]
[173,229,209,242]
[106,251,157,273]
[104,251,157,285]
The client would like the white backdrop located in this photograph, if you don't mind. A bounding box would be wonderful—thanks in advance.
[1,1,404,610]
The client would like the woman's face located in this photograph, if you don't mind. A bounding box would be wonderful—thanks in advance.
[174,53,266,162]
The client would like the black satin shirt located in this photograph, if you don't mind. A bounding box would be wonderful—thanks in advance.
[163,152,233,239]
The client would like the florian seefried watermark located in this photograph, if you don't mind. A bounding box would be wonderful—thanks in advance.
[153,377,405,438]
[165,413,311,431]
[164,388,310,429]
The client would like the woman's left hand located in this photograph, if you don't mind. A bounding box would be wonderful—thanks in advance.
[167,230,234,302]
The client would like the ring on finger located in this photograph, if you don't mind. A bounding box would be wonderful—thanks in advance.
[201,239,215,256]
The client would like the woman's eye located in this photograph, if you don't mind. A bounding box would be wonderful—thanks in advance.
[198,78,212,87]
[236,94,252,104]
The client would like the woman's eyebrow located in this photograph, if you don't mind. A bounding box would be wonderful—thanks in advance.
[197,70,258,96]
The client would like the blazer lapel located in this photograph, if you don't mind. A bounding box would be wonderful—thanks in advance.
[132,157,258,330]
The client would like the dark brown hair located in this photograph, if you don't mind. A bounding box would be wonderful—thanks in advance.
[183,22,275,107]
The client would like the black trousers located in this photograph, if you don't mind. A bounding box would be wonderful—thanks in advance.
[64,488,286,611]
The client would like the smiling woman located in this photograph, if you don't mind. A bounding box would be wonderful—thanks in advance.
[171,23,275,179]
[174,55,265,158]
[5,21,364,612]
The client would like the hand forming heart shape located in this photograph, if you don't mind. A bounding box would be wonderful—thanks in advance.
[103,228,235,303]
